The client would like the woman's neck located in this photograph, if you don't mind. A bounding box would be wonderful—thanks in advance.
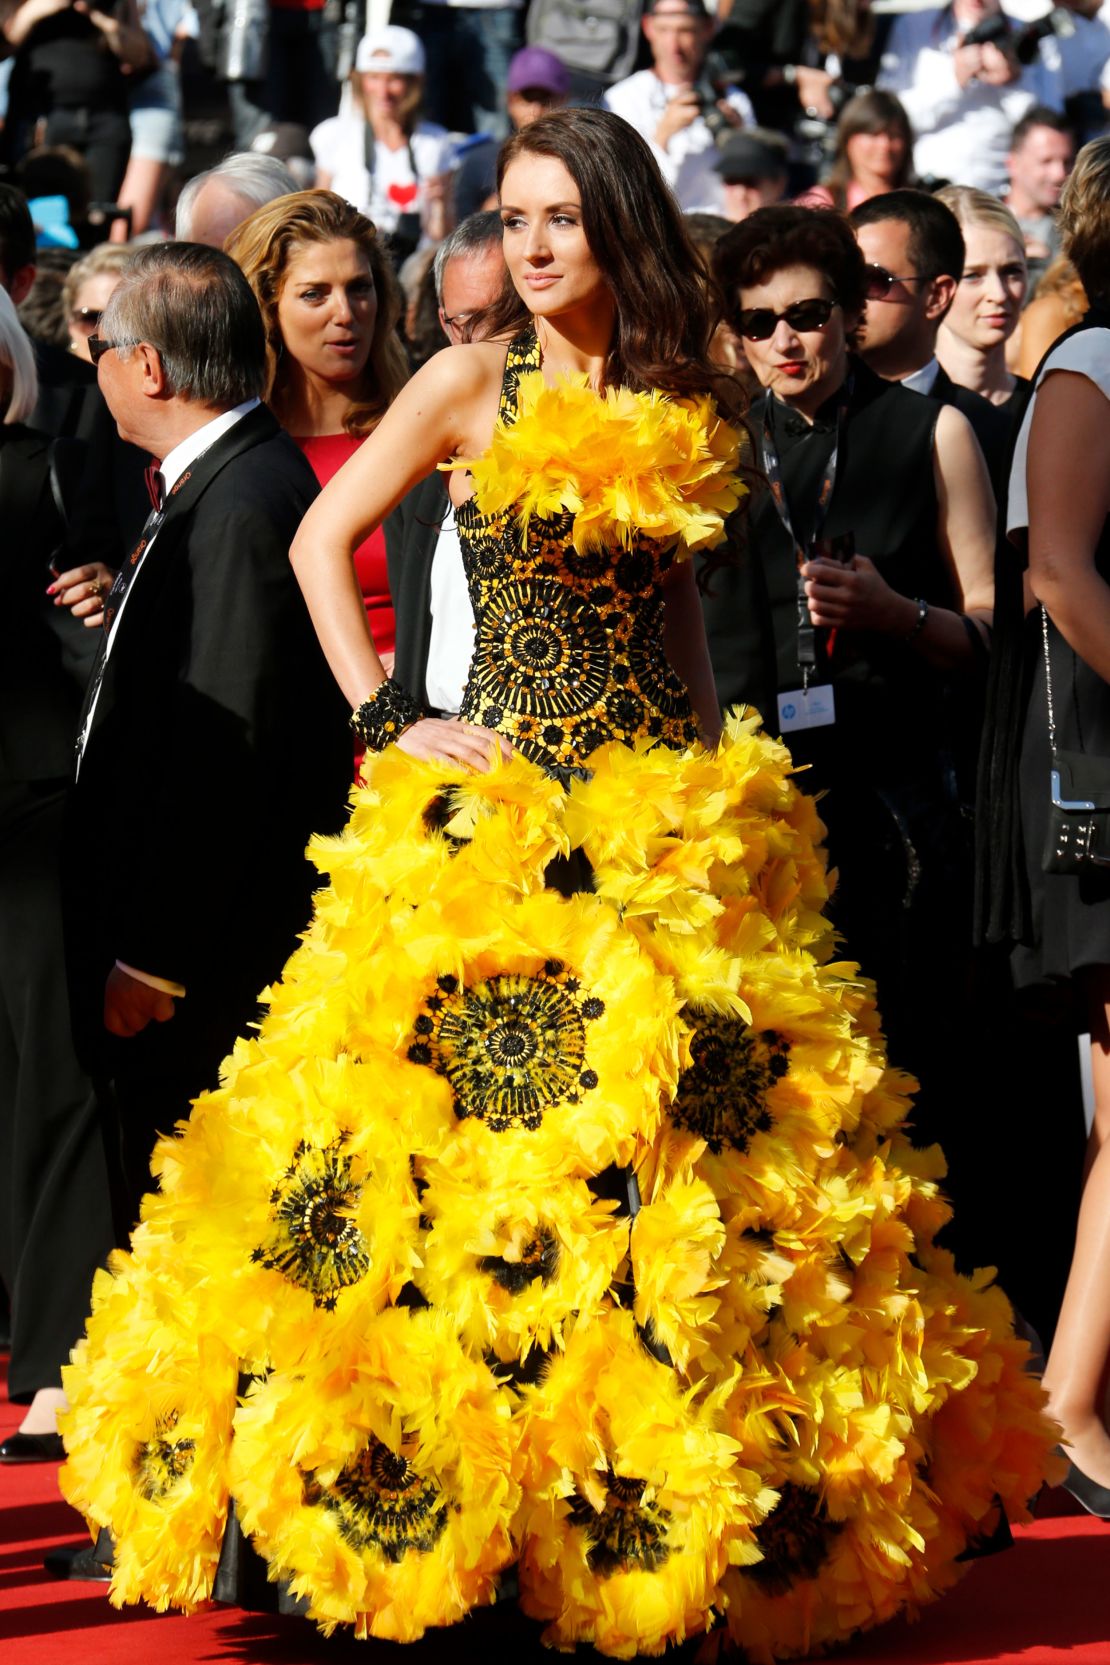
[936,326,1015,405]
[370,111,408,151]
[778,356,849,424]
[533,303,617,389]
[280,362,364,438]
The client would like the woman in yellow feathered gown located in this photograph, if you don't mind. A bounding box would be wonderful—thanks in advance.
[61,109,1059,1661]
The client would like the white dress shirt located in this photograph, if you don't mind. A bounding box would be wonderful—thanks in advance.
[878,9,1064,194]
[901,357,942,396]
[602,70,754,213]
[79,397,259,997]
[425,506,475,715]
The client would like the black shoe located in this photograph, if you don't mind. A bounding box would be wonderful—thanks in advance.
[43,1534,113,1582]
[0,1430,65,1463]
[1061,1461,1110,1520]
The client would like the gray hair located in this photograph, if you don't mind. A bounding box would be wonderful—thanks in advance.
[433,209,503,305]
[175,152,299,241]
[101,242,267,406]
[0,283,38,423]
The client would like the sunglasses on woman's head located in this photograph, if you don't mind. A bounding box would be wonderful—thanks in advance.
[863,263,931,300]
[734,298,837,341]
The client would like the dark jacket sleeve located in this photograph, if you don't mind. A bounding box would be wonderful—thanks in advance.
[113,476,348,986]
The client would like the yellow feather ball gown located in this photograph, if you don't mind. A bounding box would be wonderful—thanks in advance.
[60,328,1060,1662]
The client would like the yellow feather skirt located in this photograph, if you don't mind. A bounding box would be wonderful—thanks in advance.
[59,711,1061,1659]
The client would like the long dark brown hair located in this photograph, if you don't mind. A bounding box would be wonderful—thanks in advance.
[472,107,743,417]
[821,89,915,211]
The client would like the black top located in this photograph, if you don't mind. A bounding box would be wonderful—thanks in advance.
[9,4,130,116]
[701,355,955,786]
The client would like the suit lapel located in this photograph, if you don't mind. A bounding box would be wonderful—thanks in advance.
[77,404,283,762]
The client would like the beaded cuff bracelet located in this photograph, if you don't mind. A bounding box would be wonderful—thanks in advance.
[351,679,423,751]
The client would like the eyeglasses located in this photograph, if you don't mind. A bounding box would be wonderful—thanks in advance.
[69,307,102,332]
[863,263,933,299]
[440,310,475,332]
[87,335,118,364]
[734,298,837,341]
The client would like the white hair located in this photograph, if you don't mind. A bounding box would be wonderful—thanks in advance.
[175,152,299,240]
[0,284,38,424]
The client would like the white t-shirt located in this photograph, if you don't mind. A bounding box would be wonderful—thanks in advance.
[602,70,755,213]
[878,9,1064,193]
[425,507,475,715]
[1008,328,1110,536]
[310,116,456,235]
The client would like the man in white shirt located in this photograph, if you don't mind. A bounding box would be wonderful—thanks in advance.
[68,242,350,1228]
[385,211,505,718]
[603,0,754,213]
[878,0,1065,193]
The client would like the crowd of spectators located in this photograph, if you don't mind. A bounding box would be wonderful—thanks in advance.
[4,0,1110,1541]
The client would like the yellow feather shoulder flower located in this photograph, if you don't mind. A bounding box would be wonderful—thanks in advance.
[450,371,746,557]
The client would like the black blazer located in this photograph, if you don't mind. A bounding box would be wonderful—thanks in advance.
[1,423,99,785]
[384,470,451,704]
[66,404,351,1056]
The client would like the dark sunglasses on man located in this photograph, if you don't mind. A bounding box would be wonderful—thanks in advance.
[863,263,933,300]
[87,335,118,365]
[734,298,837,341]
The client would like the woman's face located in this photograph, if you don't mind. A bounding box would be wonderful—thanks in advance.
[361,69,417,121]
[69,270,123,363]
[734,263,853,412]
[946,222,1027,351]
[845,125,905,186]
[275,238,377,388]
[500,153,608,326]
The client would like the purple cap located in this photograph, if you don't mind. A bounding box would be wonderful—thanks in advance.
[506,46,571,99]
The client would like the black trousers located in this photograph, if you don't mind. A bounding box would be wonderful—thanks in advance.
[0,781,115,1400]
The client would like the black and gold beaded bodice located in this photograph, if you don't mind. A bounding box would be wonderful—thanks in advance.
[455,329,698,774]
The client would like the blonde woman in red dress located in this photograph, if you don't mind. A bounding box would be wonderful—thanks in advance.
[227,190,410,672]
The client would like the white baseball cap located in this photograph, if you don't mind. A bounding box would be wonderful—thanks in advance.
[355,25,426,77]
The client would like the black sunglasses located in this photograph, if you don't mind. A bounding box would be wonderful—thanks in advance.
[87,335,118,364]
[863,263,933,300]
[69,306,102,329]
[734,297,837,341]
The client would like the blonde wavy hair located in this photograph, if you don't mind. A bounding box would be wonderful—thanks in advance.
[226,189,409,437]
[1059,135,1110,306]
[934,185,1026,257]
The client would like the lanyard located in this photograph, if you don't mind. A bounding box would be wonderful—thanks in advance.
[760,380,851,688]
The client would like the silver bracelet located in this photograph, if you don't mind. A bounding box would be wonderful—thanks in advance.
[902,597,929,643]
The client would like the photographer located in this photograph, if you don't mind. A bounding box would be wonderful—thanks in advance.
[602,0,753,213]
[877,0,1066,194]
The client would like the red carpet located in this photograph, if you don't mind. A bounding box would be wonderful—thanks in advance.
[3,1357,1108,1665]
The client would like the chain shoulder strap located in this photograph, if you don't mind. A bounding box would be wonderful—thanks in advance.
[1040,603,1057,757]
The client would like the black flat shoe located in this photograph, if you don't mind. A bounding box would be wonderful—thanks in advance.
[0,1430,65,1463]
[1061,1461,1110,1520]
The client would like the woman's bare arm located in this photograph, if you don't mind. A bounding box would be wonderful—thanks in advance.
[1026,370,1110,685]
[663,558,722,746]
[289,342,502,710]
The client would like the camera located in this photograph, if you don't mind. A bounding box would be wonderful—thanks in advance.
[692,41,747,143]
[962,6,1075,67]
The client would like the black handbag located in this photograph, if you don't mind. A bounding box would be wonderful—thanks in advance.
[1041,605,1110,874]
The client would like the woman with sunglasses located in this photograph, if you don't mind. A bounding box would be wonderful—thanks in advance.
[62,243,133,364]
[707,205,997,1251]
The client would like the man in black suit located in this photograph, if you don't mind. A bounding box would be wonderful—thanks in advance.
[67,242,350,1231]
[850,189,1011,484]
[386,211,504,709]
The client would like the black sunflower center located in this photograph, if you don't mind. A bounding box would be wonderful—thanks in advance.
[569,1469,672,1578]
[408,968,603,1133]
[669,1011,791,1154]
[252,1136,371,1309]
[748,1483,841,1594]
[306,1437,447,1563]
[133,1410,196,1501]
